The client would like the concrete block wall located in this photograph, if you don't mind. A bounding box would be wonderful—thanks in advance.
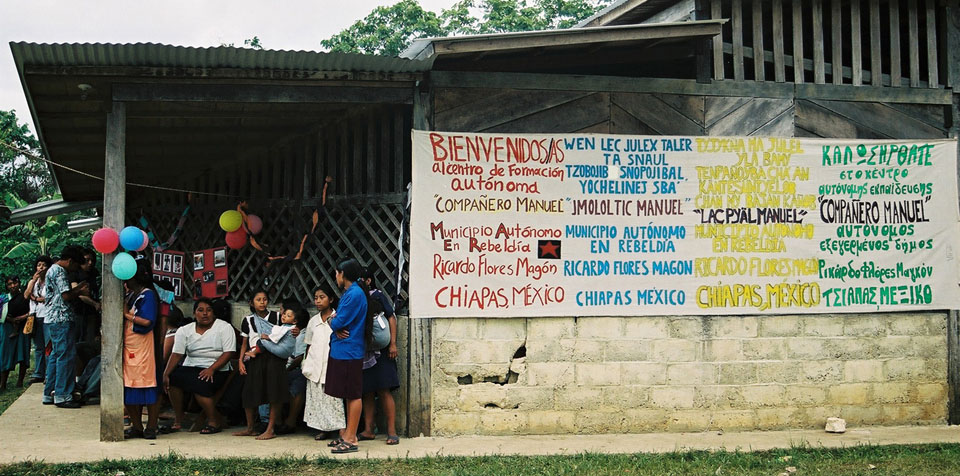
[431,313,948,436]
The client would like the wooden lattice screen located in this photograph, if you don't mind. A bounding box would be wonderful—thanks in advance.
[133,194,409,309]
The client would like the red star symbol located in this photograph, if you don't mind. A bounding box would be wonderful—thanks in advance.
[539,241,559,258]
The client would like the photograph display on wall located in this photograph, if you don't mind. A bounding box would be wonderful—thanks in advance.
[193,246,229,298]
[151,250,185,299]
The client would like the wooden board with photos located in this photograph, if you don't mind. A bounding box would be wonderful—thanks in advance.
[151,250,185,299]
[193,246,229,299]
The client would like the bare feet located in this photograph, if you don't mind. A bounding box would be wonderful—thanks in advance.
[232,428,258,436]
[255,430,275,440]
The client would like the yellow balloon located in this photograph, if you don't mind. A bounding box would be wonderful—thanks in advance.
[219,210,243,232]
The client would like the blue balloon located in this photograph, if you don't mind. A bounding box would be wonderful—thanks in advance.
[112,252,137,280]
[119,226,144,251]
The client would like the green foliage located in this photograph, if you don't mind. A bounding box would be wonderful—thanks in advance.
[320,0,610,56]
[0,109,94,282]
[243,36,264,50]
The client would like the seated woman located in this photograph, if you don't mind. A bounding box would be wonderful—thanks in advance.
[163,298,236,434]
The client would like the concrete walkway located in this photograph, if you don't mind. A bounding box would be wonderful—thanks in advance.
[3,385,960,464]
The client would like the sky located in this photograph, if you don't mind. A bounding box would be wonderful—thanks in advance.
[0,0,457,133]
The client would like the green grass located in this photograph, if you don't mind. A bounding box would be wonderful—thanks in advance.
[0,381,30,416]
[3,444,960,476]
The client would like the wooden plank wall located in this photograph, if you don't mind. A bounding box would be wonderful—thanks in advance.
[710,0,947,88]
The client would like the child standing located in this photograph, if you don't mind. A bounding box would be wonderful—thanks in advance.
[233,290,289,440]
[302,284,345,440]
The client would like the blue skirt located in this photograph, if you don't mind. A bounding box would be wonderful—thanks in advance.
[124,386,158,405]
[0,322,30,372]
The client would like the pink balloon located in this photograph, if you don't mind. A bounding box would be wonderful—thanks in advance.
[245,214,263,235]
[136,229,149,251]
[91,228,119,254]
[225,228,248,249]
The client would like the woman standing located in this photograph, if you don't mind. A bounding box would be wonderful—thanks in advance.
[1,275,31,389]
[23,256,52,383]
[325,258,368,454]
[122,260,162,440]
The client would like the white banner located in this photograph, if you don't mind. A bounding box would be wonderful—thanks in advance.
[410,131,960,318]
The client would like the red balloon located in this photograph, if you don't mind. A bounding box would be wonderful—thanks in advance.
[245,214,263,235]
[91,228,119,254]
[225,228,247,249]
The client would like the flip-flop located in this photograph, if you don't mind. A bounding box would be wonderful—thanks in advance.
[123,428,143,439]
[358,433,376,441]
[327,437,344,447]
[331,441,359,454]
[386,435,400,445]
[158,424,181,434]
[200,425,222,435]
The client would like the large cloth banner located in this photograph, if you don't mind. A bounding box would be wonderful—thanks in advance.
[410,131,960,318]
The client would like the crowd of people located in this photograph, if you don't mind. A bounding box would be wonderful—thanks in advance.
[0,247,400,454]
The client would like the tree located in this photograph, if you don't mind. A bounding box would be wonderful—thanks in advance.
[321,0,610,57]
[0,110,53,204]
[220,36,265,49]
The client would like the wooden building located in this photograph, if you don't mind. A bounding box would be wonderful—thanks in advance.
[9,0,960,440]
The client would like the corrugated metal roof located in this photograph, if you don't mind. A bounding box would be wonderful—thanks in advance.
[10,42,432,73]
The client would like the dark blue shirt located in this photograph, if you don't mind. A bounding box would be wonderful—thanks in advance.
[329,282,367,360]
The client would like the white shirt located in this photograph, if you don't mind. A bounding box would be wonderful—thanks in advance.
[301,311,334,384]
[173,319,237,371]
[29,280,47,319]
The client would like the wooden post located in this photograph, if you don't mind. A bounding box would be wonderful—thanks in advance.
[947,2,960,425]
[406,81,432,437]
[100,101,125,442]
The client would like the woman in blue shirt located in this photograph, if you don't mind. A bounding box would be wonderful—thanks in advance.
[324,258,367,454]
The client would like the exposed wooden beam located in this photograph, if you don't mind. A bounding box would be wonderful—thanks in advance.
[23,65,423,83]
[111,83,414,104]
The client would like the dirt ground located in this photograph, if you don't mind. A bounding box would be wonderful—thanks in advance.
[4,385,960,464]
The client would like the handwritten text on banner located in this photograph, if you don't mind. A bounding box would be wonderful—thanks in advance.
[410,131,960,318]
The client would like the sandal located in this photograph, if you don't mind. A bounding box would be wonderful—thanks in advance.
[358,433,376,441]
[143,428,158,440]
[386,435,400,445]
[327,437,344,447]
[124,428,143,439]
[158,424,181,434]
[200,425,222,435]
[331,441,359,454]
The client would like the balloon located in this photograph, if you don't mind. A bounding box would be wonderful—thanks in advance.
[91,228,119,254]
[219,210,243,232]
[112,252,137,280]
[119,226,145,251]
[225,228,247,249]
[136,229,149,251]
[245,214,263,235]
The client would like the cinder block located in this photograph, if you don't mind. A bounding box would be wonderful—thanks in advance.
[525,410,576,434]
[527,338,575,362]
[437,340,521,364]
[669,317,704,339]
[887,314,931,336]
[917,383,947,403]
[828,383,871,405]
[666,363,717,385]
[719,362,757,385]
[803,405,843,427]
[623,409,669,432]
[758,315,800,337]
[883,358,925,380]
[479,411,528,435]
[457,383,508,411]
[526,362,575,388]
[512,387,556,411]
[527,317,575,340]
[872,382,914,404]
[925,313,947,335]
[435,318,480,339]
[881,404,927,423]
[784,385,826,406]
[482,318,527,340]
[570,339,605,362]
[740,384,785,407]
[621,362,668,385]
[666,410,711,431]
[604,340,652,362]
[800,361,843,383]
[432,387,460,411]
[698,386,745,409]
[602,385,650,409]
[911,336,947,359]
[824,338,874,360]
[574,411,627,433]
[711,410,758,430]
[555,387,604,411]
[838,405,882,425]
[872,335,914,359]
[435,363,511,387]
[922,358,948,380]
[713,317,758,338]
[757,361,800,384]
[623,317,671,339]
[576,317,623,339]
[575,362,621,386]
[651,387,695,409]
[844,315,887,337]
[756,407,802,429]
[652,339,699,362]
[433,412,479,436]
[844,360,884,382]
[801,316,844,336]
[786,338,826,359]
[703,339,742,361]
[742,338,786,360]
